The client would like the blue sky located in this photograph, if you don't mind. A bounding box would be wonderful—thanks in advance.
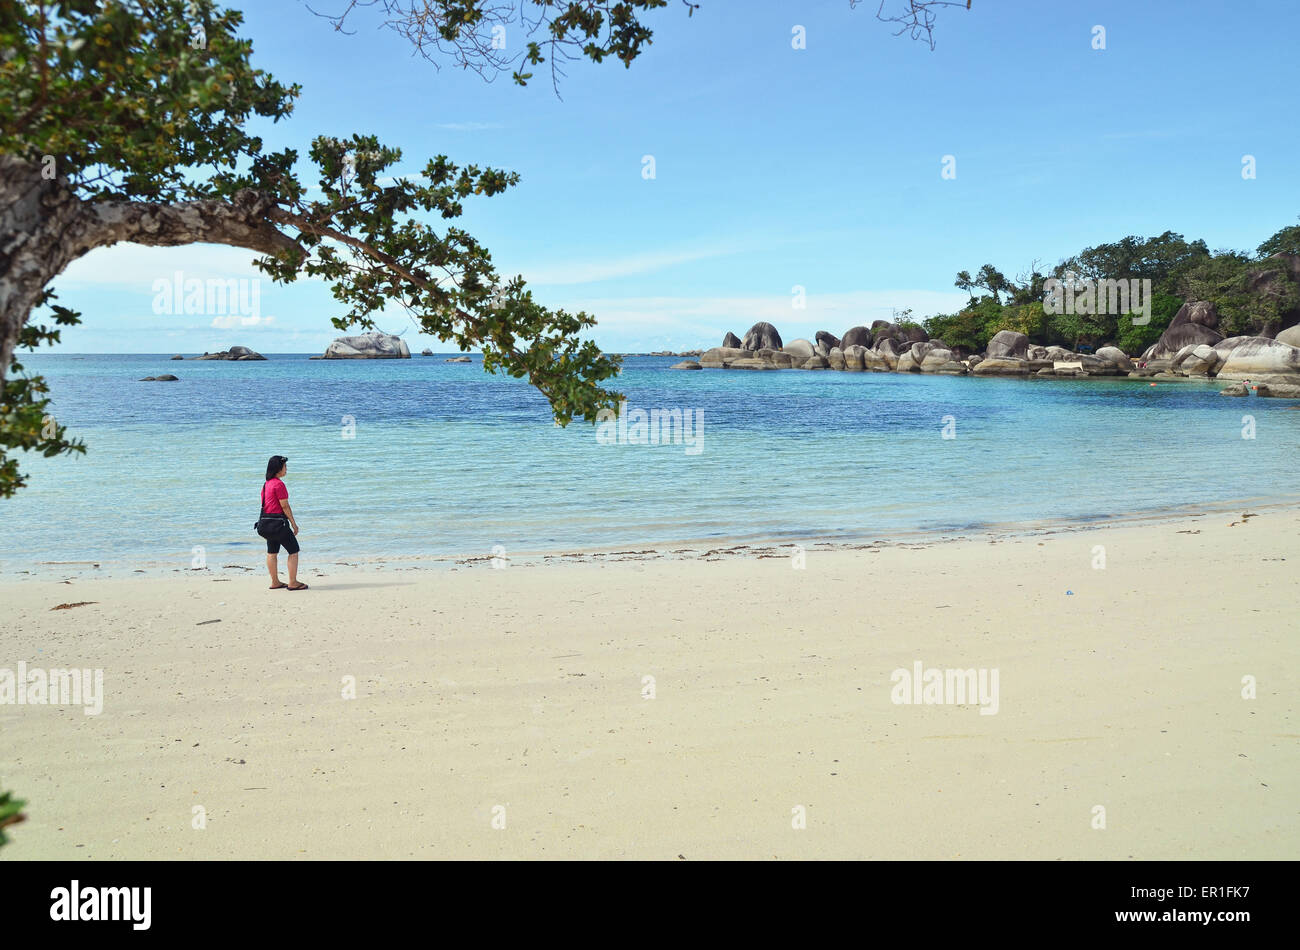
[49,0,1300,353]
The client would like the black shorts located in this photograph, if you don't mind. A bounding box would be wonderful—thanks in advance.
[265,520,300,555]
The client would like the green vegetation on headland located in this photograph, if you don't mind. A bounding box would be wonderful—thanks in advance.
[695,222,1300,395]
[925,222,1300,355]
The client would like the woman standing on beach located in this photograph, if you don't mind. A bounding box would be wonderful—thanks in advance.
[261,455,307,591]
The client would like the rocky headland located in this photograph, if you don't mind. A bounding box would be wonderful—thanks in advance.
[686,308,1300,398]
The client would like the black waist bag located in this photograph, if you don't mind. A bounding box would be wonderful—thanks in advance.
[256,516,289,539]
[255,493,290,538]
[255,513,289,539]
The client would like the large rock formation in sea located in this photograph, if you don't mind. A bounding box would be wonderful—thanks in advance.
[699,346,747,368]
[741,322,783,351]
[722,331,743,348]
[985,330,1030,360]
[905,341,966,374]
[1147,301,1224,359]
[870,321,900,345]
[322,331,411,359]
[783,338,815,360]
[684,319,1300,398]
[1094,346,1135,372]
[1275,324,1300,348]
[814,330,841,358]
[194,345,265,361]
[1213,337,1300,381]
[973,357,1031,376]
[841,326,873,349]
[862,346,892,371]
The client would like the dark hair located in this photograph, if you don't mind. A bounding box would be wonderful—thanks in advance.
[265,455,288,481]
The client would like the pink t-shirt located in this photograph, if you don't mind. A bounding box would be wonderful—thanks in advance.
[262,478,288,515]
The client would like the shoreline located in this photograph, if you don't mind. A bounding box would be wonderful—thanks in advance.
[5,492,1297,582]
[3,505,1296,859]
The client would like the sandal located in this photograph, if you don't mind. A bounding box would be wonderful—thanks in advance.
[287,582,309,591]
[269,583,287,590]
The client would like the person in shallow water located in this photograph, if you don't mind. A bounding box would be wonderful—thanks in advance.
[262,455,307,591]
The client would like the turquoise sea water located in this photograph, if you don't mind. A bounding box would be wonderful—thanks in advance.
[1,353,1297,575]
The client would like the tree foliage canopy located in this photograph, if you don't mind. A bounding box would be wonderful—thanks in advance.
[315,0,700,92]
[0,0,623,497]
[321,0,968,93]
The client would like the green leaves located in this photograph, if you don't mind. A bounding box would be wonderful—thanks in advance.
[1057,231,1210,299]
[1,0,299,202]
[1,0,625,495]
[0,787,27,849]
[320,1,689,91]
[259,133,621,424]
[1258,219,1300,259]
[1115,296,1177,355]
[938,224,1300,354]
[1,291,86,499]
[1183,252,1300,338]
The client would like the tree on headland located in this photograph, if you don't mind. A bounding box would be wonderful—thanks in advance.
[954,269,976,303]
[1257,218,1300,258]
[1182,248,1300,339]
[954,264,1010,305]
[925,225,1300,354]
[1055,231,1210,298]
[0,0,620,498]
[974,264,1010,304]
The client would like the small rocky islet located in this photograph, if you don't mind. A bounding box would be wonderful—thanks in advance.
[679,304,1300,398]
[192,345,266,361]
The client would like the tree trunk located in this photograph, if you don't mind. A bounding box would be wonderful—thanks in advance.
[0,156,78,380]
[0,156,301,383]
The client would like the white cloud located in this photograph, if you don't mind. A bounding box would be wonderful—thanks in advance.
[520,240,759,286]
[211,314,275,329]
[58,243,271,288]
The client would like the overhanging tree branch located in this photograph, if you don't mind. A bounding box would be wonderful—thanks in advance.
[0,0,624,499]
[857,0,971,50]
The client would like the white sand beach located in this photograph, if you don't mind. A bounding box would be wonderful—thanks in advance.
[2,509,1296,860]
